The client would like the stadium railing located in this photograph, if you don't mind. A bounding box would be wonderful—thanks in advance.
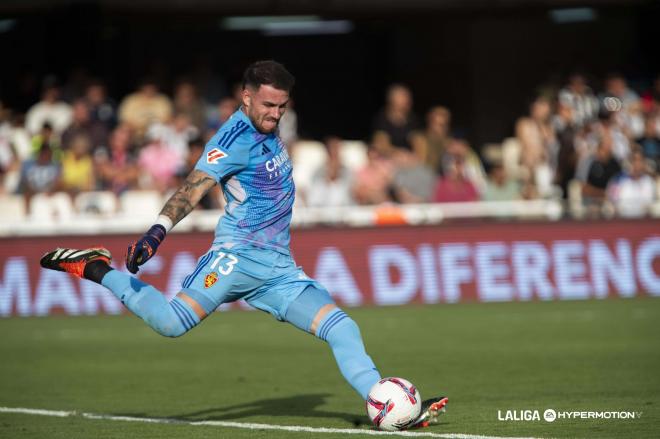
[3,191,659,237]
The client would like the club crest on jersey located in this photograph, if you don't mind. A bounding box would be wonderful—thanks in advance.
[207,148,227,164]
[204,272,219,288]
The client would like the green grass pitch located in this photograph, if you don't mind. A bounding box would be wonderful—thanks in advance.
[1,297,659,438]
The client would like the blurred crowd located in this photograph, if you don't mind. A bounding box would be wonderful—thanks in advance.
[0,76,298,212]
[1,71,659,219]
[303,74,660,218]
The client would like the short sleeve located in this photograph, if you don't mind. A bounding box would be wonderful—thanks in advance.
[195,125,251,182]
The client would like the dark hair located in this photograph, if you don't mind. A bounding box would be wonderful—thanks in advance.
[242,60,295,92]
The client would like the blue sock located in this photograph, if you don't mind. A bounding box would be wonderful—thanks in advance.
[317,308,382,400]
[101,270,200,337]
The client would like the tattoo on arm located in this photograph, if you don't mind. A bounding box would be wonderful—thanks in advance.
[159,170,216,226]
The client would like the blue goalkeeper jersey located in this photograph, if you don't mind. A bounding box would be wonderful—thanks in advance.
[195,109,295,255]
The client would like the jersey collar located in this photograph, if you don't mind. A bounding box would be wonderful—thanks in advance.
[234,107,258,133]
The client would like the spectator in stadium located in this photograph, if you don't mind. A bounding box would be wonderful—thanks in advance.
[138,127,183,192]
[306,136,354,207]
[601,73,644,139]
[391,149,436,203]
[640,74,660,114]
[84,79,117,132]
[18,142,61,197]
[637,115,660,169]
[578,133,622,217]
[433,154,479,203]
[25,80,72,135]
[173,80,206,133]
[416,106,452,174]
[558,73,599,127]
[371,83,421,155]
[60,134,95,194]
[30,122,61,161]
[607,148,657,217]
[442,137,487,193]
[353,139,395,205]
[636,115,660,172]
[481,160,522,201]
[61,99,109,153]
[146,112,198,169]
[600,109,632,164]
[118,78,173,138]
[206,96,238,137]
[278,98,298,147]
[95,125,139,194]
[7,114,32,164]
[84,80,117,129]
[552,101,578,199]
[515,96,558,196]
[0,102,20,193]
[602,73,641,111]
[0,101,12,160]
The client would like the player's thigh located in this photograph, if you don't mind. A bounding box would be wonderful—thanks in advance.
[285,285,337,334]
[244,252,335,331]
[246,282,337,334]
[180,248,264,314]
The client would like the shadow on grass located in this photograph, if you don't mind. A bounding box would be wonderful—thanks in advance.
[116,393,368,427]
[170,393,367,426]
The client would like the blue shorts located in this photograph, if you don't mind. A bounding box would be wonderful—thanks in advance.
[180,244,329,323]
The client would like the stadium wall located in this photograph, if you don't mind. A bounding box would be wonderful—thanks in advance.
[1,220,659,317]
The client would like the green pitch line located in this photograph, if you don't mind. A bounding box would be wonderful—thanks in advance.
[0,297,658,439]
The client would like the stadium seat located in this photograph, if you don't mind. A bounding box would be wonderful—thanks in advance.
[290,140,328,198]
[339,140,368,171]
[501,137,523,180]
[74,191,118,216]
[534,163,562,199]
[0,194,26,221]
[567,179,584,218]
[650,177,660,217]
[481,143,504,165]
[29,192,75,222]
[1,169,21,194]
[119,190,164,219]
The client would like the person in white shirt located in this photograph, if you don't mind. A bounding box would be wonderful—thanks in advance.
[25,83,72,135]
[558,73,599,127]
[607,149,657,218]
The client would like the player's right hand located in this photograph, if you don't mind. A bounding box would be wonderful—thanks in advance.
[125,224,167,274]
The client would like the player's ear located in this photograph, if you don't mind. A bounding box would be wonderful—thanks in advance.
[241,88,251,108]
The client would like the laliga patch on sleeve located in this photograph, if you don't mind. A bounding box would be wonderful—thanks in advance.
[207,148,228,164]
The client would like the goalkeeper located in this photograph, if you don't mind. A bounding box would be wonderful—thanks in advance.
[40,60,446,428]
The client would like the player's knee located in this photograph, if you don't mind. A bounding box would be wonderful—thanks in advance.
[153,322,188,338]
[150,298,201,337]
[149,315,190,338]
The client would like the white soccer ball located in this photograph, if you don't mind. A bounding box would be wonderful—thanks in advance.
[366,377,421,431]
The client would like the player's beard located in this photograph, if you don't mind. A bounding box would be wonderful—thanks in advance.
[256,116,279,134]
[246,107,279,134]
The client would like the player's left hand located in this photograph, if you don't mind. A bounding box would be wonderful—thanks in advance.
[125,224,167,273]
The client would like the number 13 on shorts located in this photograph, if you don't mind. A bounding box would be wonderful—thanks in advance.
[210,252,239,276]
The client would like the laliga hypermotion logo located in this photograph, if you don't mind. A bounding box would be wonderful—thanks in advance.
[498,408,643,422]
[207,148,227,164]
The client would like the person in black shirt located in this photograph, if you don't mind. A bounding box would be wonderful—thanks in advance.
[582,135,622,216]
[371,84,421,154]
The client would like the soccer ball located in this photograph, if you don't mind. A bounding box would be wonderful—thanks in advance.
[366,377,421,431]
